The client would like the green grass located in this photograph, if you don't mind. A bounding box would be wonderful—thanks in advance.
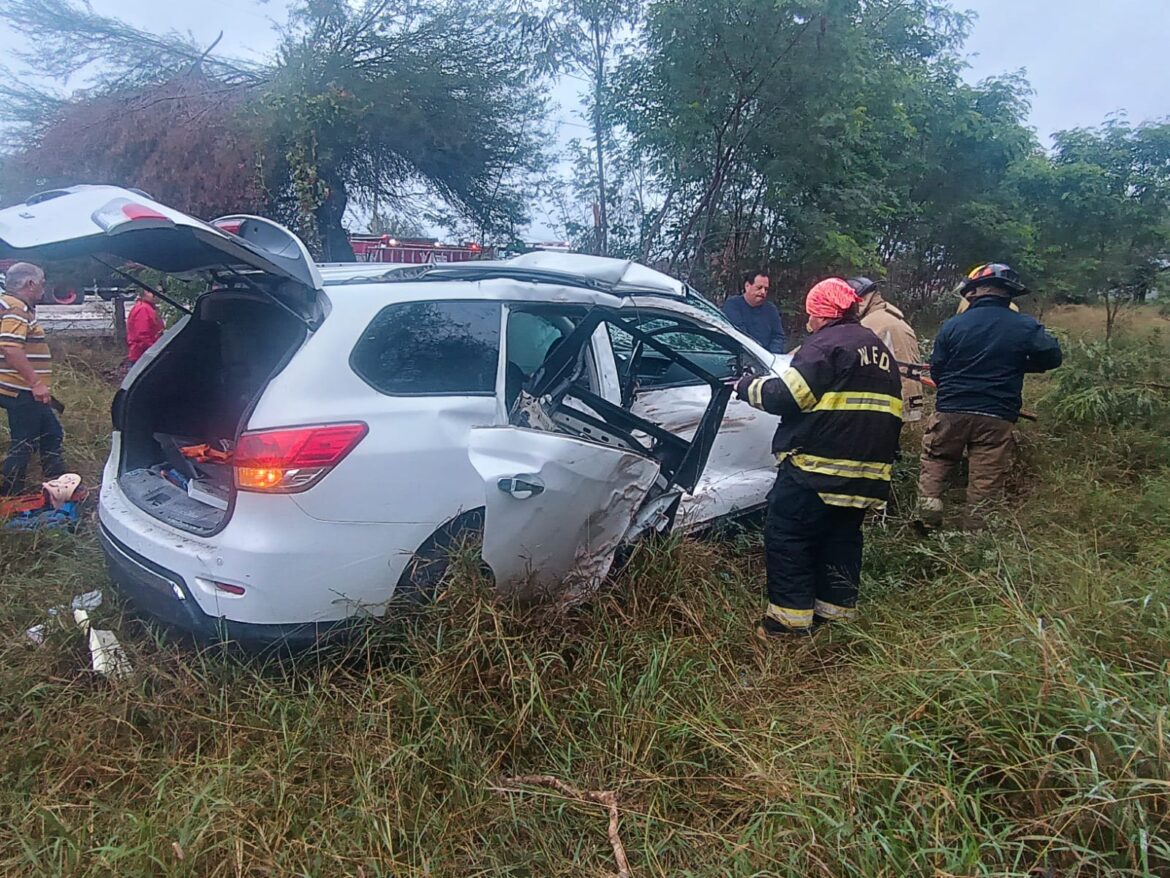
[1,323,1168,876]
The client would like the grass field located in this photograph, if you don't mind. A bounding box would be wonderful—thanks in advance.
[1,310,1168,876]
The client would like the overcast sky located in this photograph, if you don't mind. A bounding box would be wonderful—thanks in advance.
[2,0,1168,237]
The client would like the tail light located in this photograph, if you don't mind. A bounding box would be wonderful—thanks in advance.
[92,197,175,232]
[234,423,367,494]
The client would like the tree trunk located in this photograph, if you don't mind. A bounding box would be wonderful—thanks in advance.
[316,173,355,262]
[591,19,608,258]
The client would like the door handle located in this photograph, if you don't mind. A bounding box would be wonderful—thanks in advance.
[497,476,545,500]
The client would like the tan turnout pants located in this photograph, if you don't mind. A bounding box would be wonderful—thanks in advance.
[917,411,1015,530]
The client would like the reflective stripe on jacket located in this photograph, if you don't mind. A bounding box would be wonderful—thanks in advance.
[743,318,903,509]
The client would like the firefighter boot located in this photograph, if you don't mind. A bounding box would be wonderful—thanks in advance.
[755,616,813,640]
[915,496,944,534]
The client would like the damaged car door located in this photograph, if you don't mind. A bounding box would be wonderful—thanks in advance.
[469,307,732,598]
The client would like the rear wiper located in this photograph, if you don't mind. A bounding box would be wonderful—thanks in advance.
[92,257,193,316]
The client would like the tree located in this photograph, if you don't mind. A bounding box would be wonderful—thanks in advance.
[1012,120,1170,339]
[0,73,267,218]
[0,0,548,259]
[612,0,1039,304]
[518,0,643,256]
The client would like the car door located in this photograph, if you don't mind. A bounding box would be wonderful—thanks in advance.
[611,311,781,527]
[469,306,731,597]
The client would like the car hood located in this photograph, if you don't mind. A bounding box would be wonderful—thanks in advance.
[0,185,322,294]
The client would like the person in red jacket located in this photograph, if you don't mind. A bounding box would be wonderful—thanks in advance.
[126,289,165,363]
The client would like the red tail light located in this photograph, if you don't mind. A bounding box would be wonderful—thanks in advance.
[121,203,169,222]
[234,423,367,494]
[212,218,244,236]
[92,198,176,232]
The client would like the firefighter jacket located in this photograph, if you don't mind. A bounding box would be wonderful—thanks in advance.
[859,291,924,422]
[932,295,1062,422]
[739,318,903,510]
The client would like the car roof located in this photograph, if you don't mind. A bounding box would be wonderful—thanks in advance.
[317,252,686,298]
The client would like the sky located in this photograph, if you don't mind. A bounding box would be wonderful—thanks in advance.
[1,0,1168,238]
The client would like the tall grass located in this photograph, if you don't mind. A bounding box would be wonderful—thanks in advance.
[1,325,1168,876]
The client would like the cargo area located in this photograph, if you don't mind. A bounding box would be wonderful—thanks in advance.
[115,290,309,534]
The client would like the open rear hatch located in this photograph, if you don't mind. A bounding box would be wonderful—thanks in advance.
[470,307,732,598]
[0,185,324,534]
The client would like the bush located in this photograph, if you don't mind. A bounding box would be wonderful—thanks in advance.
[1044,335,1170,428]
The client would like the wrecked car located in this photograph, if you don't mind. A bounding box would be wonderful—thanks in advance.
[0,185,788,644]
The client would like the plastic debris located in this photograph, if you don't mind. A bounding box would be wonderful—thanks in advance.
[70,590,103,611]
[87,628,133,680]
[73,607,133,680]
[25,624,46,645]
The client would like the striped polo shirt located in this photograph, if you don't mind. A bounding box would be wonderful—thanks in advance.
[0,294,52,397]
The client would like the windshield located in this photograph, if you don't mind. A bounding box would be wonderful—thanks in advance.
[683,285,732,327]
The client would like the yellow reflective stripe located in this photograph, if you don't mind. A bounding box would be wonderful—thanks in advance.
[747,377,768,409]
[766,604,814,629]
[817,492,887,510]
[814,600,857,621]
[789,453,892,481]
[781,367,818,412]
[814,392,903,418]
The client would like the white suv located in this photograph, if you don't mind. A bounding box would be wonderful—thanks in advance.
[0,186,787,644]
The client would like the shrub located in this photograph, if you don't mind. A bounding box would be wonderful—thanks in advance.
[1044,335,1170,428]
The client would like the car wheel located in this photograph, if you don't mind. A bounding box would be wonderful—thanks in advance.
[393,508,487,604]
[50,287,78,305]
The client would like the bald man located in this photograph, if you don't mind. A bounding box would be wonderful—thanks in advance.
[1,262,66,495]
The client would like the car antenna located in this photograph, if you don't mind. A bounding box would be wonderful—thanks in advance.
[91,257,194,315]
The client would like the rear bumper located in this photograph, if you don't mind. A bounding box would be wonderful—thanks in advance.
[98,435,440,634]
[98,523,350,647]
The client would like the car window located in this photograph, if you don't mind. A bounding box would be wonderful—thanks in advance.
[351,301,501,395]
[507,311,570,375]
[610,314,761,389]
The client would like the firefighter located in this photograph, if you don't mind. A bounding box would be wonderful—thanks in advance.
[848,277,924,423]
[917,263,1062,531]
[736,278,903,638]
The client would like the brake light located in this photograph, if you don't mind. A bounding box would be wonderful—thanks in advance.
[212,218,244,236]
[92,198,176,232]
[122,203,168,221]
[234,423,367,493]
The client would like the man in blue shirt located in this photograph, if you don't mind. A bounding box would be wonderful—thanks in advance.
[723,271,786,353]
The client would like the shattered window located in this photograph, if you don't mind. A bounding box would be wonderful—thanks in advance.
[351,301,501,395]
[610,315,752,389]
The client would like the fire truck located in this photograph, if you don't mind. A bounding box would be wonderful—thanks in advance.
[348,235,492,264]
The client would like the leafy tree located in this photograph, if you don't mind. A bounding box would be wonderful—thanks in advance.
[0,73,267,218]
[0,0,547,259]
[1013,120,1170,338]
[613,0,1039,305]
[525,0,642,255]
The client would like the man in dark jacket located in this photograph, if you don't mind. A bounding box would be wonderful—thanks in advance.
[918,263,1062,530]
[723,270,786,353]
[737,278,903,638]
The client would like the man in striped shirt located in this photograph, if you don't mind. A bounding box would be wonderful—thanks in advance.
[1,262,66,495]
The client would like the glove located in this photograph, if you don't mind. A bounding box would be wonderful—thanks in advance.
[733,373,756,401]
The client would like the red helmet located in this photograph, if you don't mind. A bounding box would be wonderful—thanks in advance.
[960,263,1028,296]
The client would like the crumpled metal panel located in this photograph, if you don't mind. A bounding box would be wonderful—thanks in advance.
[469,426,660,600]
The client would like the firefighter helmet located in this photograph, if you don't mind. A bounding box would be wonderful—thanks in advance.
[846,277,878,297]
[959,263,1028,296]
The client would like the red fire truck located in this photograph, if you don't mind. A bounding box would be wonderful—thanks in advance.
[348,235,493,264]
